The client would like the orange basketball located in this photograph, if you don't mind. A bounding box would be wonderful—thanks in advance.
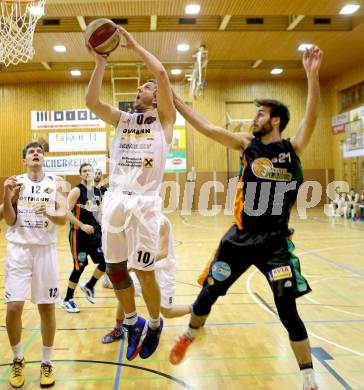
[85,18,120,55]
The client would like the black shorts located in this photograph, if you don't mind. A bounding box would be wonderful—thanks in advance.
[201,224,311,301]
[69,229,105,270]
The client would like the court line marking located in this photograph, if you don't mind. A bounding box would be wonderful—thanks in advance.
[114,336,125,390]
[294,242,364,257]
[295,242,364,317]
[0,327,40,382]
[311,347,353,390]
[0,360,346,384]
[0,359,196,390]
[299,296,364,318]
[246,269,364,358]
[296,245,364,277]
[311,216,364,231]
[179,215,224,231]
[0,377,113,385]
[305,278,364,318]
[179,216,364,275]
[2,318,364,335]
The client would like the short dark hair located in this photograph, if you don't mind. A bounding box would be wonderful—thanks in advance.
[79,163,93,174]
[255,98,290,132]
[22,142,44,159]
[146,79,157,85]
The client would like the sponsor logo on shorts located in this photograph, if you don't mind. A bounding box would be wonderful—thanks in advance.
[97,247,103,253]
[284,280,293,288]
[268,266,293,282]
[211,261,231,282]
[43,221,49,229]
[78,252,87,265]
[207,277,214,285]
[169,297,173,305]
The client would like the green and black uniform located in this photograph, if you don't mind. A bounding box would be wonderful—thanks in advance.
[69,184,105,270]
[194,138,311,342]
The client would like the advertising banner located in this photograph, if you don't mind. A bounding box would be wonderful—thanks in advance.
[49,132,106,152]
[31,109,105,130]
[43,155,107,175]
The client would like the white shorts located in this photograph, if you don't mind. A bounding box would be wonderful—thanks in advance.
[5,242,60,304]
[102,191,162,271]
[130,260,176,309]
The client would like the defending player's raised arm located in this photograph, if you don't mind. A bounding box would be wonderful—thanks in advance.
[118,27,176,143]
[291,46,323,156]
[174,92,252,151]
[3,176,21,226]
[85,49,121,128]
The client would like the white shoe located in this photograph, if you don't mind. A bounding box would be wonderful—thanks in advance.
[303,370,318,390]
[80,283,95,304]
[61,299,80,313]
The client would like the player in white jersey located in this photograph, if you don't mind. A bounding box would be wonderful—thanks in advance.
[3,142,67,389]
[102,215,191,343]
[86,27,175,361]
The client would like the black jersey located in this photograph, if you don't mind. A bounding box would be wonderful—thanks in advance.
[99,185,108,196]
[71,184,103,242]
[234,138,303,233]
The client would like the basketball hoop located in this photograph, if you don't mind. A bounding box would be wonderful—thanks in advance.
[0,0,46,66]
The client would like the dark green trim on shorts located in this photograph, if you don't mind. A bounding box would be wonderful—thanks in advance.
[286,238,312,297]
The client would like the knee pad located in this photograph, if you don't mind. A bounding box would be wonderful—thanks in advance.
[106,263,132,289]
[69,268,84,284]
[275,296,308,342]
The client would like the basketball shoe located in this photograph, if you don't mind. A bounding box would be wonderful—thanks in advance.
[139,318,163,359]
[40,362,55,388]
[101,327,126,344]
[169,335,193,365]
[9,357,25,388]
[124,316,148,360]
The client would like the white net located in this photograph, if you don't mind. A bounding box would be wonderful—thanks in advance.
[188,45,208,101]
[0,0,46,66]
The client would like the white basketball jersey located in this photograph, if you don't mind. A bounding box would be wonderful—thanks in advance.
[6,174,57,245]
[109,109,170,194]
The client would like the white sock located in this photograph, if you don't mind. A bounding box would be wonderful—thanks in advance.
[185,325,199,340]
[125,311,138,326]
[302,369,317,388]
[42,345,53,364]
[11,342,23,360]
[149,317,160,330]
[302,368,314,377]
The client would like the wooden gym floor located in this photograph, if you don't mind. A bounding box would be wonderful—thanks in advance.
[0,209,363,389]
